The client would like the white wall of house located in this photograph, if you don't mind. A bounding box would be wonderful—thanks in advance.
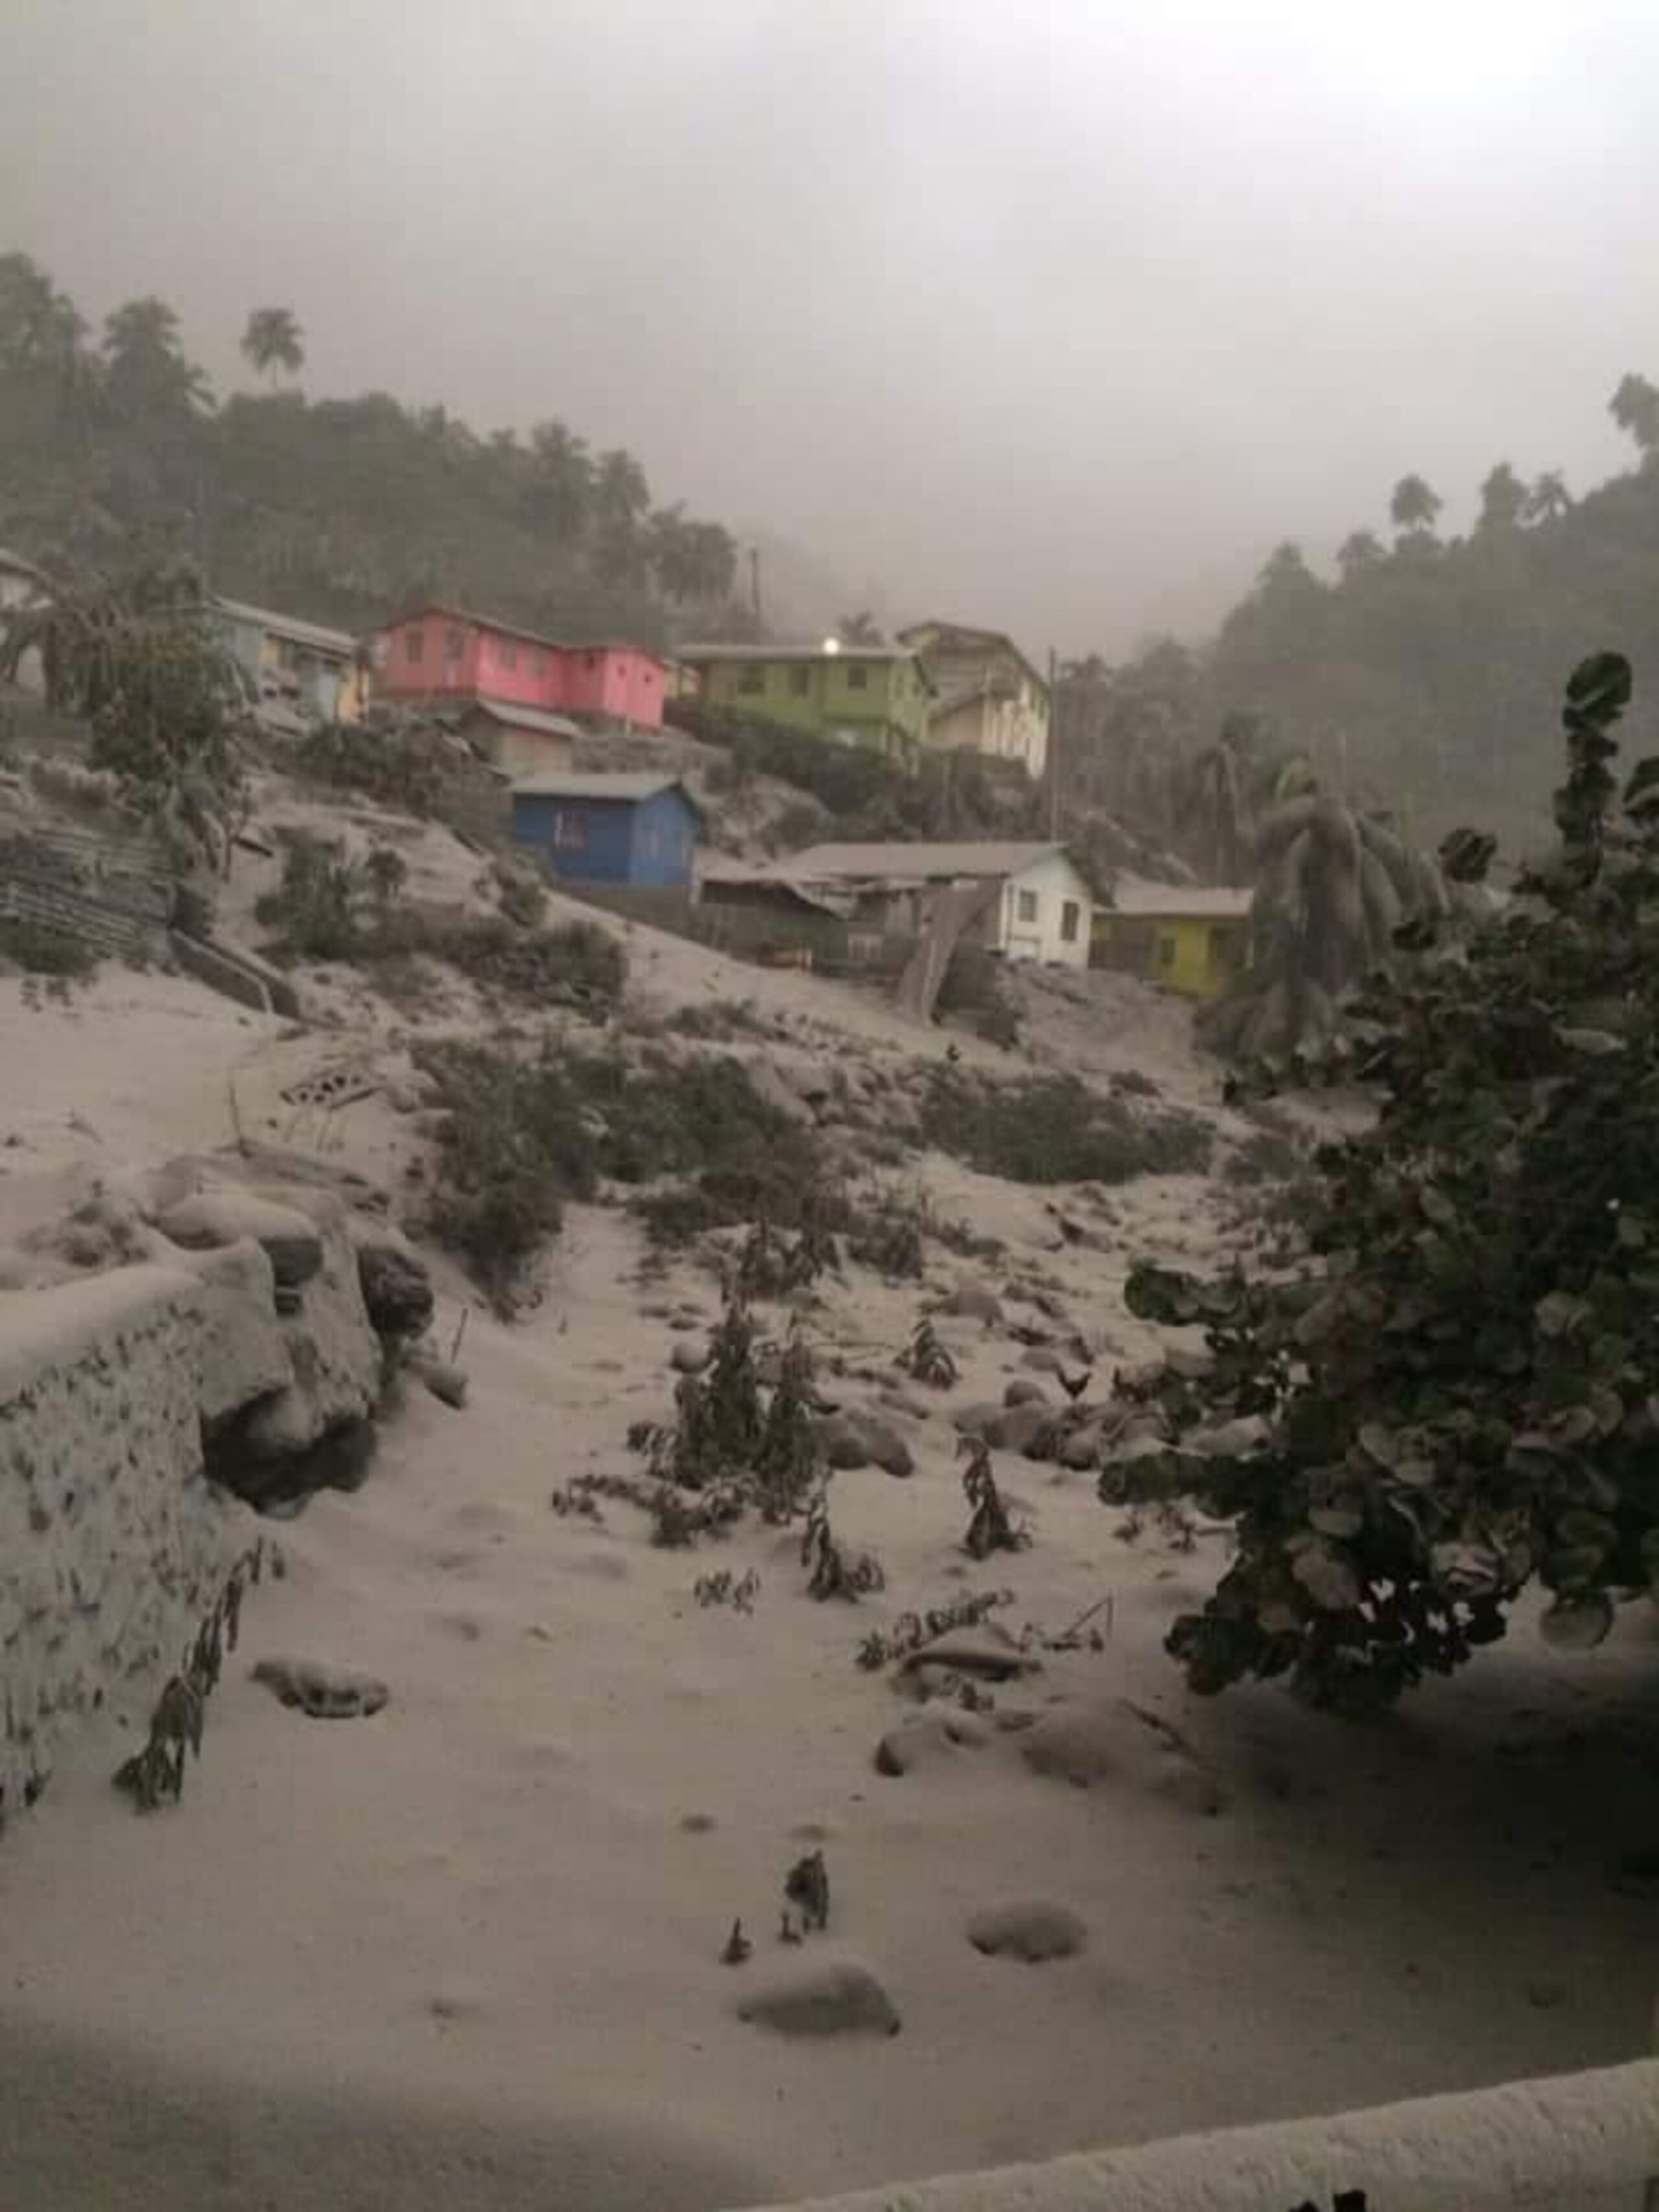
[927,690,1049,780]
[990,851,1092,967]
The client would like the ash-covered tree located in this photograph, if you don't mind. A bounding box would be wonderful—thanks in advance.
[240,305,305,388]
[1198,790,1443,1061]
[1109,653,1659,1712]
[0,563,246,869]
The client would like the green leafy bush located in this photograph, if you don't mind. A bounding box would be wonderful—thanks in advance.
[416,1038,827,1305]
[255,831,364,960]
[920,1069,1212,1185]
[413,1038,601,1312]
[1108,653,1659,1711]
[375,908,625,1007]
[2,564,246,867]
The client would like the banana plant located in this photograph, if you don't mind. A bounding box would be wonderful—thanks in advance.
[1200,795,1446,1061]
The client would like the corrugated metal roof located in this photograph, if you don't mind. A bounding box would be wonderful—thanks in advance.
[213,596,358,658]
[767,840,1073,885]
[1108,876,1253,920]
[895,619,1049,696]
[448,698,582,739]
[509,772,701,812]
[381,603,666,664]
[677,642,919,666]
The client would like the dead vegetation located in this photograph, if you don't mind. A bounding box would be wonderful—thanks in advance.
[113,1541,265,1812]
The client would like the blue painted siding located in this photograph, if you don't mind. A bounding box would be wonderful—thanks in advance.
[510,786,699,888]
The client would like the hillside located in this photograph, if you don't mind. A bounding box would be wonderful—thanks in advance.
[1058,385,1659,856]
[0,719,1656,2209]
[0,252,749,649]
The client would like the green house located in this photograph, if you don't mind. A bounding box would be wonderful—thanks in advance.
[681,644,933,763]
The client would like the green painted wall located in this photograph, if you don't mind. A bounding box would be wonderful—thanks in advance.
[698,653,929,759]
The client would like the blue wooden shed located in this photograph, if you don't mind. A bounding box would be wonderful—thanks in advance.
[509,773,702,889]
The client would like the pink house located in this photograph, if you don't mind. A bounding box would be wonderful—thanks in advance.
[373,605,667,730]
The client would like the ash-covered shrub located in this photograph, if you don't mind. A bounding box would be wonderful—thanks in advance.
[920,1068,1212,1185]
[1107,653,1659,1711]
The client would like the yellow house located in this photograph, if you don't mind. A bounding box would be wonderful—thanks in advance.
[1091,879,1252,1000]
[212,597,369,725]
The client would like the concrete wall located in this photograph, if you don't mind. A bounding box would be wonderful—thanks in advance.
[0,1267,243,1817]
[732,2058,1659,2212]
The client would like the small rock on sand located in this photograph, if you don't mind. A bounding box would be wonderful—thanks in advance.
[899,1622,1038,1685]
[966,1900,1089,1963]
[158,1189,323,1287]
[847,1411,914,1478]
[735,1958,900,2038]
[813,1414,871,1471]
[251,1657,389,1719]
[670,1341,710,1375]
[1003,1377,1050,1408]
[874,1710,990,1775]
[942,1283,1004,1326]
[1058,1425,1103,1472]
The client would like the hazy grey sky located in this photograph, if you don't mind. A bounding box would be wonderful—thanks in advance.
[6,0,1659,653]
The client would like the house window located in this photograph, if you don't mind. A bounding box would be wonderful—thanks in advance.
[586,651,599,669]
[738,666,764,695]
[444,626,464,662]
[847,664,869,690]
[404,629,424,664]
[1157,934,1178,969]
[1016,889,1038,924]
[531,649,545,676]
[276,639,299,671]
[551,810,588,850]
[789,665,810,696]
[1060,900,1080,944]
[500,640,517,669]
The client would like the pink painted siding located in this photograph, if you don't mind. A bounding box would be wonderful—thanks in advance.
[373,609,665,727]
[559,646,666,728]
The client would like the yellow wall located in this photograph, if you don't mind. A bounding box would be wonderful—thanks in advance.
[1094,912,1247,999]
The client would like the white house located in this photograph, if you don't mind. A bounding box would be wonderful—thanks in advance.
[897,620,1050,782]
[750,839,1094,968]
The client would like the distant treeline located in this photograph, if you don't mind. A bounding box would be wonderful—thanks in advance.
[0,251,753,647]
[1056,378,1659,852]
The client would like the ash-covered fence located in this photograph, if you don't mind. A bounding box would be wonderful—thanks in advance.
[0,818,176,960]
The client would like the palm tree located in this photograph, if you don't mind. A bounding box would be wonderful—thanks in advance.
[0,253,87,377]
[1200,795,1444,1061]
[102,296,211,416]
[1389,474,1443,537]
[837,611,883,646]
[648,503,699,601]
[686,522,737,605]
[1610,373,1659,461]
[1522,470,1572,524]
[1477,461,1526,531]
[526,419,593,539]
[594,447,650,531]
[1336,530,1384,582]
[240,306,305,387]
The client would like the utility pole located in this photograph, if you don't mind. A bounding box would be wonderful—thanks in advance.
[748,546,763,634]
[1047,646,1061,839]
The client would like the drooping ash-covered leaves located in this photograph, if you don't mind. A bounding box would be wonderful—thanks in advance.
[1106,653,1659,1711]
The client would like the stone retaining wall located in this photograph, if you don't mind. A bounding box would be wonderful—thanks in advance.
[0,1266,240,1818]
